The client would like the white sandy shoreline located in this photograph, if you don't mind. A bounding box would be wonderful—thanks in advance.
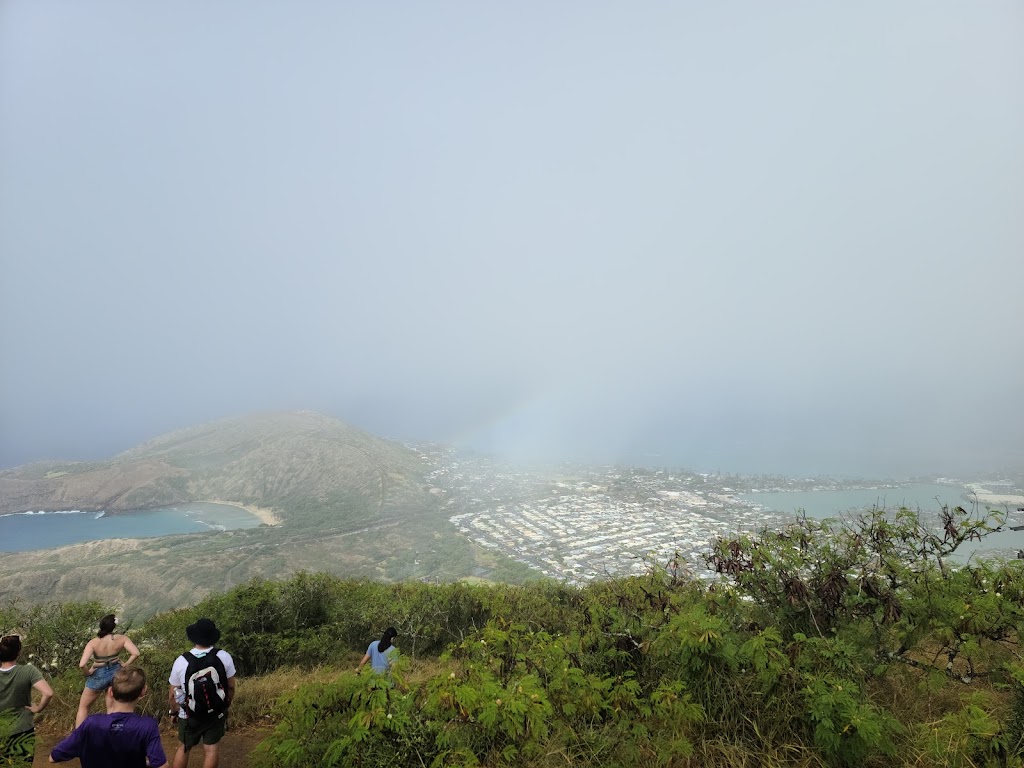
[965,484,1024,508]
[201,500,282,526]
[971,493,1024,506]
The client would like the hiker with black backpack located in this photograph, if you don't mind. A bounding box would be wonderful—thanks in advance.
[167,618,235,768]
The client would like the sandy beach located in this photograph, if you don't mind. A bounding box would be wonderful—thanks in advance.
[965,485,1024,508]
[204,500,282,526]
[973,494,1024,506]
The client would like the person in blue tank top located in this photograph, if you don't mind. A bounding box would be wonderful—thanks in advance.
[356,628,398,675]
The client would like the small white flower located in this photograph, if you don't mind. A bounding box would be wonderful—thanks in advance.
[387,714,393,720]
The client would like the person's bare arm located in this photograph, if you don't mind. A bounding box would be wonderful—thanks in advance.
[167,684,178,715]
[225,676,236,708]
[121,636,141,666]
[78,639,95,675]
[28,678,53,713]
[355,653,370,673]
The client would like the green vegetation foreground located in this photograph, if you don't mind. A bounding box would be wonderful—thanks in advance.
[6,504,1024,767]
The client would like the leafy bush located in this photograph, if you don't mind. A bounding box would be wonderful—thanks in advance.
[0,599,106,675]
[11,503,1024,767]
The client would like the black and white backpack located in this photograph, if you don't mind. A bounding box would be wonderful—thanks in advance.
[181,649,228,721]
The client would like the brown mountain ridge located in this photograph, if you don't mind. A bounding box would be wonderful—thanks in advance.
[0,410,425,519]
[0,412,529,615]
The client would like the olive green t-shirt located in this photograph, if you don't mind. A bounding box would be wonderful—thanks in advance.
[0,664,43,735]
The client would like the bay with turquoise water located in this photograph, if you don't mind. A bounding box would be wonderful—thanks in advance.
[0,502,263,553]
[738,483,1024,560]
[738,483,969,519]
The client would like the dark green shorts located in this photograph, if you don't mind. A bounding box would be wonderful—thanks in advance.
[0,728,35,765]
[178,715,226,748]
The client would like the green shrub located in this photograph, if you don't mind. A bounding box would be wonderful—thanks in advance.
[11,503,1024,767]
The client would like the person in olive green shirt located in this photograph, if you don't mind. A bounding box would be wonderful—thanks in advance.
[0,634,53,766]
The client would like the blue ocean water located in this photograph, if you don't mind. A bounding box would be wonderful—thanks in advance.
[738,483,970,519]
[739,483,1024,560]
[0,502,263,553]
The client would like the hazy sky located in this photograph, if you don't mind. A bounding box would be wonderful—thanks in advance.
[2,2,1022,476]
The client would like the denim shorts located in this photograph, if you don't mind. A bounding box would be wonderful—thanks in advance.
[85,661,120,690]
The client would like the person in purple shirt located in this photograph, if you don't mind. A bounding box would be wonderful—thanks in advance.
[50,666,166,768]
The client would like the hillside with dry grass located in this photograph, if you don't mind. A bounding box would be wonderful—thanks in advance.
[0,410,425,517]
[10,514,1024,768]
[0,412,534,614]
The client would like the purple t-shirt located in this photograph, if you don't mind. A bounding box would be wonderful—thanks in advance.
[50,711,166,768]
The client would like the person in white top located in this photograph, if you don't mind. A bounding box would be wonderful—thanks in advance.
[167,619,235,768]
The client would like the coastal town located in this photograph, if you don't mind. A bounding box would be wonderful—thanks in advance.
[422,449,1024,583]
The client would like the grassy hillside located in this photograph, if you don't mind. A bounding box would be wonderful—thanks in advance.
[8,504,1024,767]
[0,412,535,614]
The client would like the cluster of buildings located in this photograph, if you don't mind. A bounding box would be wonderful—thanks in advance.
[412,446,1024,581]
[426,455,786,583]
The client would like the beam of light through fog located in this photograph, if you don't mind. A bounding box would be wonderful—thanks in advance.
[0,1,1021,476]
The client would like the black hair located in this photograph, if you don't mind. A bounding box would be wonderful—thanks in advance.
[378,627,397,653]
[0,635,22,663]
[98,614,117,638]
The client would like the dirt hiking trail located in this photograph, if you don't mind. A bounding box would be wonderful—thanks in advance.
[32,722,271,767]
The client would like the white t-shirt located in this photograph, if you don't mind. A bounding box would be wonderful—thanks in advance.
[168,647,236,718]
